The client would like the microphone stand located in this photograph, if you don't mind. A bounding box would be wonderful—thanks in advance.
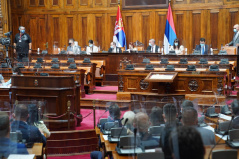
[208,115,234,159]
[97,109,108,126]
[133,128,137,158]
[116,118,128,146]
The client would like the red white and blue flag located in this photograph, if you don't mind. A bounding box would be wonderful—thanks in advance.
[113,6,127,49]
[164,3,177,54]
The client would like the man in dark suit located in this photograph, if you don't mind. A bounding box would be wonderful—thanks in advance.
[231,99,239,129]
[227,24,239,46]
[11,104,47,147]
[195,38,209,55]
[0,112,28,158]
[108,42,122,53]
[146,39,159,53]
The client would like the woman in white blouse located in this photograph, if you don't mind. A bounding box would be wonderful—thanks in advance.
[169,38,184,55]
[86,40,99,55]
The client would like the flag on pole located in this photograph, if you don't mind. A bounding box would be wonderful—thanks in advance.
[113,6,127,50]
[164,3,177,54]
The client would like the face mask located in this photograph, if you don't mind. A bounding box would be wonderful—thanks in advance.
[200,43,204,47]
[69,43,72,46]
[110,46,114,49]
[234,28,237,33]
[20,30,25,34]
[149,43,152,46]
[175,43,178,46]
[89,44,93,47]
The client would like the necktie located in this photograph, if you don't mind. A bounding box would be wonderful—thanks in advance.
[202,46,205,55]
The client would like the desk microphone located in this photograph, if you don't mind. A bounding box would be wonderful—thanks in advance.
[134,128,137,157]
[208,115,234,159]
[97,109,109,125]
[117,118,128,147]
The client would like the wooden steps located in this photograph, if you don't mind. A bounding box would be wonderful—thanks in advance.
[93,89,117,94]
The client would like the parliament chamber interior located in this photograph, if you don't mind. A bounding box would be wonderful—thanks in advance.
[0,0,239,159]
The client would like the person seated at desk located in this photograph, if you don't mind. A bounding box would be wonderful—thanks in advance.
[146,39,159,53]
[182,107,216,145]
[86,40,99,55]
[67,38,81,54]
[0,112,28,158]
[11,104,47,147]
[0,74,5,85]
[1,67,23,87]
[149,106,165,126]
[121,111,135,134]
[126,42,138,53]
[226,24,239,46]
[108,42,122,53]
[195,38,209,55]
[169,126,205,159]
[231,99,239,129]
[169,38,184,55]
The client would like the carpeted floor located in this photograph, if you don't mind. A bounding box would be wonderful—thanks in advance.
[84,94,117,100]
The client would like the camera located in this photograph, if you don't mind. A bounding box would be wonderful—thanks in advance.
[0,31,12,46]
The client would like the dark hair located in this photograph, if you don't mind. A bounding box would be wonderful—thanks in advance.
[89,40,93,44]
[0,112,9,137]
[27,104,39,125]
[173,38,180,49]
[163,103,177,123]
[109,103,121,120]
[14,104,29,120]
[69,38,75,42]
[231,99,239,116]
[169,126,205,159]
[182,108,198,126]
[150,106,164,126]
[181,100,194,110]
[200,38,205,42]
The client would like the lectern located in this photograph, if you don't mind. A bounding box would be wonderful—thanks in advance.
[11,75,81,130]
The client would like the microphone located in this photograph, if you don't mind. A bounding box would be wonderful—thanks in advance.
[208,115,234,159]
[134,128,137,157]
[117,118,128,146]
[106,117,124,132]
[97,109,109,126]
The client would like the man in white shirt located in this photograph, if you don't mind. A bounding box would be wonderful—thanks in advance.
[146,39,159,53]
[108,42,122,53]
[86,40,99,55]
[67,38,81,54]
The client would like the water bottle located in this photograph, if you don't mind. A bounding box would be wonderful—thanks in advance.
[185,48,187,55]
[210,48,213,55]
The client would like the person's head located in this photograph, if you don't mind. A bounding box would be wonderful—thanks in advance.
[170,126,205,159]
[19,26,25,34]
[122,111,135,128]
[233,24,239,33]
[163,103,177,123]
[0,112,10,138]
[14,104,29,121]
[89,40,94,47]
[173,39,180,49]
[149,39,155,46]
[133,112,150,133]
[181,100,194,112]
[231,99,239,116]
[109,103,121,120]
[12,66,22,75]
[110,42,116,49]
[199,38,206,45]
[69,38,75,46]
[129,42,135,49]
[150,106,164,126]
[182,108,198,126]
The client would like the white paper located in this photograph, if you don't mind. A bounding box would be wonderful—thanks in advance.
[8,154,35,159]
[150,74,173,80]
[120,148,143,153]
[218,113,231,121]
[145,149,156,153]
[103,135,108,141]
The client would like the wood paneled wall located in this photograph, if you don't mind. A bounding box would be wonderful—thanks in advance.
[8,0,239,55]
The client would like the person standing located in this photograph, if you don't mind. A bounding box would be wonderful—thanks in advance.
[14,26,32,62]
[226,24,239,46]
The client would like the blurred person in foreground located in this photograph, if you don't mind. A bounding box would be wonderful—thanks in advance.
[149,106,165,126]
[121,111,135,134]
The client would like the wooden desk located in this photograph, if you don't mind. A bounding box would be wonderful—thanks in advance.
[27,143,43,159]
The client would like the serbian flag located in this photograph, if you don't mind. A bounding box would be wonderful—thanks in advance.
[164,3,177,54]
[113,6,127,49]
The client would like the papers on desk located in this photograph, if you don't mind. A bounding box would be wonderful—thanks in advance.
[145,149,156,153]
[120,148,143,154]
[218,113,231,121]
[0,85,10,88]
[150,74,173,80]
[204,126,228,140]
[8,154,35,159]
[103,135,108,141]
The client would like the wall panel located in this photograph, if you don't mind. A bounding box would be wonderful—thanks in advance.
[192,12,201,48]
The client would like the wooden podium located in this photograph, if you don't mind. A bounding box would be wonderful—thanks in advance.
[222,46,237,55]
[11,75,81,130]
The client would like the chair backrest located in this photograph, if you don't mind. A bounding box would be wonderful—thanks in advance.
[149,126,164,136]
[138,152,164,159]
[212,150,237,159]
[229,129,239,141]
